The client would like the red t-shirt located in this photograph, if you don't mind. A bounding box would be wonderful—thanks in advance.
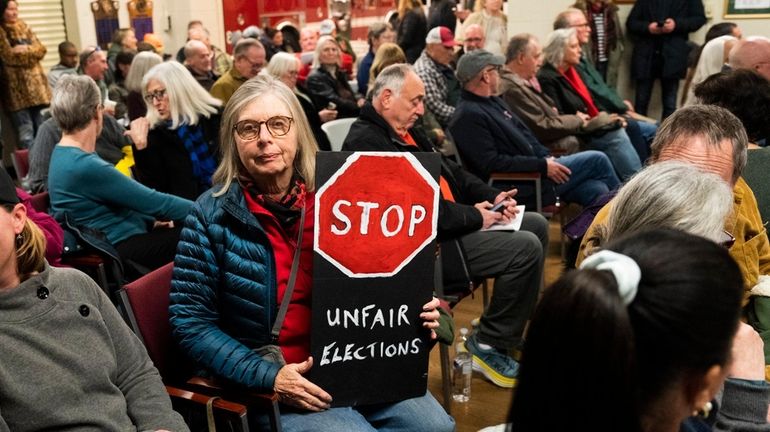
[243,191,315,365]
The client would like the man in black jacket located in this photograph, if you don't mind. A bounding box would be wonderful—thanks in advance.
[450,49,620,209]
[342,63,548,389]
[626,0,706,119]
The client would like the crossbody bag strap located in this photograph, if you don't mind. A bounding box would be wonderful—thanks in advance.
[270,205,306,343]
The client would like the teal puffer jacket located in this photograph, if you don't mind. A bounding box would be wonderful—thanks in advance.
[169,182,281,391]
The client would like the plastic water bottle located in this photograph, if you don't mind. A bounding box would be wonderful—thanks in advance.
[452,327,472,403]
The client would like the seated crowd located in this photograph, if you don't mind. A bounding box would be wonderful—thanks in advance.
[3,1,770,431]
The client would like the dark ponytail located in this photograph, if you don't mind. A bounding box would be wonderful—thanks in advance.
[509,268,639,431]
[509,229,743,431]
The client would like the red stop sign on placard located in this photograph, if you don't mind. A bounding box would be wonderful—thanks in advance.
[315,152,439,277]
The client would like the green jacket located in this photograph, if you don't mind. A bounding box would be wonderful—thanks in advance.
[575,56,626,114]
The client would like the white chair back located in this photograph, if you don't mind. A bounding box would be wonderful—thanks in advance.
[321,117,357,151]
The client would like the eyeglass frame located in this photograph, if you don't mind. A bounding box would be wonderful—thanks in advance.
[233,116,295,140]
[144,88,168,104]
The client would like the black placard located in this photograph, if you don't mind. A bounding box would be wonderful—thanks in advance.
[309,151,441,407]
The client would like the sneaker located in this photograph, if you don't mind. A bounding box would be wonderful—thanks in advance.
[465,333,519,388]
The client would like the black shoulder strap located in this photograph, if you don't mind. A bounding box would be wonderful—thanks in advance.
[270,205,306,343]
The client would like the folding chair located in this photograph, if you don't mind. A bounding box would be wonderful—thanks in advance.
[119,263,282,431]
[321,117,357,151]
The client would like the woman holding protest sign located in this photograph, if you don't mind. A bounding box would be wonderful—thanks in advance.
[169,75,454,431]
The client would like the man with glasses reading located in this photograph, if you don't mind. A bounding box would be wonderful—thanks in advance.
[211,38,266,104]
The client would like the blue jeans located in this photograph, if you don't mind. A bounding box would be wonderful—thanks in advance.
[11,105,44,149]
[250,392,455,432]
[585,128,641,181]
[625,118,657,163]
[556,150,620,206]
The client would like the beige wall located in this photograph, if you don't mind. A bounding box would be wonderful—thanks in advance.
[505,0,770,119]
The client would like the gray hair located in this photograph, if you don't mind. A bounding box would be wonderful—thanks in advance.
[553,8,583,30]
[233,38,264,59]
[505,33,536,63]
[125,51,162,93]
[142,61,221,128]
[213,75,318,196]
[542,28,576,68]
[265,52,300,80]
[604,161,733,245]
[50,75,102,133]
[312,35,341,69]
[371,63,413,100]
[650,105,748,184]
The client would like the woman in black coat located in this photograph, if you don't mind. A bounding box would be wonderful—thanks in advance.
[305,35,363,119]
[397,0,428,64]
[626,0,706,119]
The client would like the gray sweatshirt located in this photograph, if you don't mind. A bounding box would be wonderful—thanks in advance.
[0,265,189,431]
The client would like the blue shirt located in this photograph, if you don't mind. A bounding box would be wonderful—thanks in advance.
[48,145,193,244]
[357,51,375,96]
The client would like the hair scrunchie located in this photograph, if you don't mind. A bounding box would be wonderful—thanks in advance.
[580,250,641,305]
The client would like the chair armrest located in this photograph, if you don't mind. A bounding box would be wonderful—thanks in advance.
[166,385,248,415]
[488,172,542,182]
[186,376,280,407]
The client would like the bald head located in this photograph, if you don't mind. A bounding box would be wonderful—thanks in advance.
[729,38,770,80]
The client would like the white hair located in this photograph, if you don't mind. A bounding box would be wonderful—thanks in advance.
[542,28,576,68]
[142,61,221,128]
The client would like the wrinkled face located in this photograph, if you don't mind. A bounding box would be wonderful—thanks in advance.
[464,27,485,52]
[427,42,454,66]
[563,34,582,67]
[84,51,109,81]
[319,40,340,65]
[382,71,425,132]
[657,136,735,185]
[235,94,298,184]
[235,46,266,79]
[279,59,300,89]
[521,40,543,79]
[123,30,138,51]
[61,46,78,68]
[300,29,318,52]
[145,79,170,120]
[3,1,18,24]
[567,12,591,45]
[188,46,212,75]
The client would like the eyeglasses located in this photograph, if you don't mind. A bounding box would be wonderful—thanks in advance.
[234,116,294,140]
[465,37,483,43]
[570,23,591,28]
[144,88,167,104]
[720,230,736,249]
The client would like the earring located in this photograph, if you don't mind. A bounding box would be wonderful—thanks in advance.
[693,401,713,418]
[15,233,23,248]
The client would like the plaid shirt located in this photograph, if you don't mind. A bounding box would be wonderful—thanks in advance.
[414,51,456,127]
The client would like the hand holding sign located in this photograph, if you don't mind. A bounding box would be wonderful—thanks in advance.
[274,357,332,412]
[421,297,442,340]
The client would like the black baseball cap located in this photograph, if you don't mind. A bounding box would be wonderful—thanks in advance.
[0,168,20,206]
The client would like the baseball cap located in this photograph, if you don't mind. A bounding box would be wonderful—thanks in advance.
[319,19,336,36]
[0,168,19,207]
[425,26,458,48]
[456,49,505,83]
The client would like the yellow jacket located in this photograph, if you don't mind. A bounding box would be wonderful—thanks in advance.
[576,177,770,304]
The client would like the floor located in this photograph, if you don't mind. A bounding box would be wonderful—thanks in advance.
[426,219,568,432]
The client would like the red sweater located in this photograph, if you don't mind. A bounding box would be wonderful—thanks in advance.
[243,191,315,365]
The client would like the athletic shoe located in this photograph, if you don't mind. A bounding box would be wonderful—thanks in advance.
[465,333,519,388]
